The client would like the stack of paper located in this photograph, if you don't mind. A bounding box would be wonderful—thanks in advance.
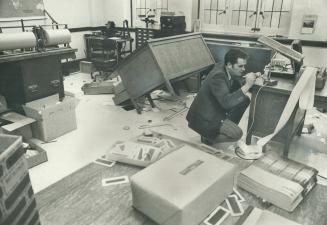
[237,151,318,212]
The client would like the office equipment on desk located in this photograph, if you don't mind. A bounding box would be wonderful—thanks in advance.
[258,36,304,82]
[237,151,318,212]
[258,36,303,63]
[159,15,186,37]
[246,67,318,157]
[0,18,76,107]
[115,33,215,113]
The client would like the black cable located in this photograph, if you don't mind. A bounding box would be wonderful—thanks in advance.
[246,83,268,139]
[235,82,268,161]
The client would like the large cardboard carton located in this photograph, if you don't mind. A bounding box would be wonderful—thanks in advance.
[23,95,77,142]
[0,112,35,141]
[81,80,115,95]
[131,145,237,225]
[0,95,35,141]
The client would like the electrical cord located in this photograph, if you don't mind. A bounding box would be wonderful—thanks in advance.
[235,82,269,161]
[246,82,268,140]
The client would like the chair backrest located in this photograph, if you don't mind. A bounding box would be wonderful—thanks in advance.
[103,38,116,50]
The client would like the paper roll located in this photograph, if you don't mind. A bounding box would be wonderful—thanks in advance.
[0,32,37,51]
[43,29,71,46]
[257,67,317,147]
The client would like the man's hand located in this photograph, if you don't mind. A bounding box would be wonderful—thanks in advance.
[241,72,259,94]
[245,72,257,87]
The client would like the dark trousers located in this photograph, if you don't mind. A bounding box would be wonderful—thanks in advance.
[202,97,250,144]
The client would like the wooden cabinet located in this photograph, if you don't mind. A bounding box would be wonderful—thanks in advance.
[0,48,76,106]
[0,55,62,105]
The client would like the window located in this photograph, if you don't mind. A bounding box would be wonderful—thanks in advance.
[134,0,169,28]
[203,0,229,25]
[201,0,293,35]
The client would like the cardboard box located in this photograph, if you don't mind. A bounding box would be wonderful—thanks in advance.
[80,61,95,74]
[0,112,35,141]
[131,145,237,225]
[23,95,77,142]
[81,80,115,95]
[0,95,35,141]
[25,139,48,169]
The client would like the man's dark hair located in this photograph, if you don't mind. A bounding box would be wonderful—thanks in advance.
[224,48,249,65]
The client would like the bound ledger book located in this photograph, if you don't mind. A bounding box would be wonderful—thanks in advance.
[237,151,318,212]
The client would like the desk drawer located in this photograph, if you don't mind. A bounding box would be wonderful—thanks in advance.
[21,57,61,102]
[0,56,62,105]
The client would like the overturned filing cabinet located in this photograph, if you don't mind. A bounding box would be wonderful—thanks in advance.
[116,33,215,113]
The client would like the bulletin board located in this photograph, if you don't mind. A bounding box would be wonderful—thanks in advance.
[0,0,45,18]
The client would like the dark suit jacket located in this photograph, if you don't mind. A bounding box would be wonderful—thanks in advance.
[186,63,249,140]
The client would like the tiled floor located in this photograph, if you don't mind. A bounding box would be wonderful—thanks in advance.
[28,72,200,193]
[29,72,327,193]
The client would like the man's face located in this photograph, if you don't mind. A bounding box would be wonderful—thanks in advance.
[227,58,247,77]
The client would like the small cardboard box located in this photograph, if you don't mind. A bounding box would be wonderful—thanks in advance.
[0,112,35,141]
[23,95,77,142]
[131,145,237,225]
[80,61,95,74]
[25,139,48,169]
[81,80,115,95]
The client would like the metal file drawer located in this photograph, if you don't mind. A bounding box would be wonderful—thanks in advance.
[21,56,61,102]
[0,55,63,105]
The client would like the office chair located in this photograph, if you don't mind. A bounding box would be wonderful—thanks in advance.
[90,38,118,81]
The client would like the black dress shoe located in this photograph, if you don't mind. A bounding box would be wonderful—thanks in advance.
[201,136,213,146]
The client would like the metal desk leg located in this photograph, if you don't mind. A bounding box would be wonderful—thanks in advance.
[246,91,257,145]
[130,98,142,114]
[146,93,156,109]
[297,111,306,136]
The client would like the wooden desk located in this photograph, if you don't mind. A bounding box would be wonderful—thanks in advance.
[246,77,327,156]
[35,160,327,225]
[0,48,76,106]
